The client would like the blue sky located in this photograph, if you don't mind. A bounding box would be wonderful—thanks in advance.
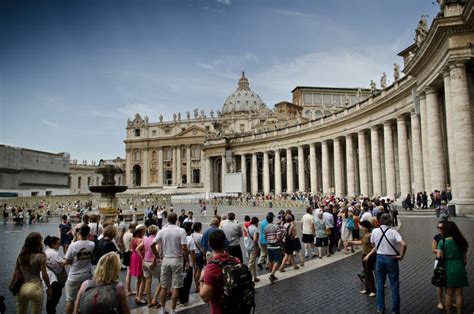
[0,0,439,162]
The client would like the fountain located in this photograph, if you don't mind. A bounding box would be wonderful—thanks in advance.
[89,164,128,222]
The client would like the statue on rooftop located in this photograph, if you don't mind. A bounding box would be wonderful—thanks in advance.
[370,80,377,97]
[380,72,387,89]
[194,108,199,119]
[159,114,163,123]
[177,112,181,121]
[186,111,190,120]
[210,109,214,118]
[393,63,400,81]
[415,15,429,46]
[200,110,205,118]
[173,113,177,121]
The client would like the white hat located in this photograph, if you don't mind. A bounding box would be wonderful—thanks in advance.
[136,224,146,231]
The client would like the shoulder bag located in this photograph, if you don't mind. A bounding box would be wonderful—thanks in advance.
[9,258,24,295]
[431,239,446,287]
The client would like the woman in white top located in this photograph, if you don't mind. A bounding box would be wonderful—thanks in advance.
[88,214,103,241]
[44,236,65,314]
[190,222,204,293]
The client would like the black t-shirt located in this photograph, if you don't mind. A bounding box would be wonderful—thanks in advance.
[433,233,442,243]
[178,214,187,226]
[145,217,158,228]
[95,238,119,263]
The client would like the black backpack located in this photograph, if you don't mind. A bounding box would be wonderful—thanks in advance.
[210,258,256,314]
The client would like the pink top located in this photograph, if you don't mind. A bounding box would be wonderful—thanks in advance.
[143,235,156,262]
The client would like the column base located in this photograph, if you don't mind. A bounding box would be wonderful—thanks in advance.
[452,198,474,215]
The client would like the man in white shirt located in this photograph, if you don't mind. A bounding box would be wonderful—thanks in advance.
[183,211,195,224]
[152,212,189,314]
[64,225,95,314]
[301,207,315,257]
[360,206,373,222]
[322,207,335,255]
[364,213,407,314]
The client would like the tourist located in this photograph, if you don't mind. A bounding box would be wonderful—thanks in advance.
[15,232,52,314]
[222,212,243,264]
[74,252,130,314]
[116,214,126,254]
[437,221,469,314]
[191,222,205,292]
[73,214,89,242]
[199,229,240,313]
[129,224,147,305]
[404,194,413,211]
[152,212,189,314]
[291,215,305,266]
[348,220,376,297]
[178,209,187,227]
[136,224,161,307]
[301,207,315,258]
[88,214,103,241]
[157,207,164,229]
[58,215,73,254]
[258,212,273,269]
[219,214,227,228]
[314,212,330,259]
[63,225,95,314]
[92,225,119,264]
[44,236,66,314]
[123,222,137,296]
[364,213,407,314]
[145,212,158,228]
[323,206,335,255]
[183,211,195,224]
[3,204,8,224]
[264,214,282,283]
[432,221,445,310]
[242,215,251,241]
[338,207,354,254]
[244,216,260,282]
[178,222,196,306]
[201,218,220,262]
[280,215,299,271]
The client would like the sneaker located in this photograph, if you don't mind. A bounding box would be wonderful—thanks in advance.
[360,290,367,294]
[257,264,263,270]
[369,292,376,297]
[293,266,300,270]
[269,275,276,283]
[279,268,286,272]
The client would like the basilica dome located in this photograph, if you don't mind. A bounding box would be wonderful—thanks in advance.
[221,72,271,116]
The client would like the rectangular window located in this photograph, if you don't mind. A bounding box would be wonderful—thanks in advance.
[152,130,157,136]
[351,95,358,105]
[323,94,331,105]
[78,177,81,189]
[303,93,312,104]
[46,191,52,196]
[312,94,322,104]
[134,129,141,137]
[332,95,341,105]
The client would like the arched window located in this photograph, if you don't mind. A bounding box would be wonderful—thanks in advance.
[192,169,201,184]
[305,110,312,118]
[152,150,157,160]
[314,110,323,119]
[133,165,141,187]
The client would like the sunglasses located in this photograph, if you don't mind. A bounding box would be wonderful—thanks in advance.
[437,226,443,229]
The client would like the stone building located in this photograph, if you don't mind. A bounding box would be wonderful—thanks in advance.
[0,144,70,196]
[126,1,474,214]
[69,158,125,195]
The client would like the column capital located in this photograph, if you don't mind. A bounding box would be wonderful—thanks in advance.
[370,125,380,131]
[425,86,437,95]
[357,129,367,136]
[447,59,467,71]
[397,115,408,123]
[383,120,393,127]
[410,109,417,117]
[419,92,426,100]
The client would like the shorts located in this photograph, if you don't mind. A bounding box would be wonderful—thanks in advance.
[160,257,184,289]
[302,234,314,244]
[195,253,205,269]
[65,280,84,302]
[315,237,329,247]
[267,248,282,264]
[143,260,161,279]
[293,237,302,251]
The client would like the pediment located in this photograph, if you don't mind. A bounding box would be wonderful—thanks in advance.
[175,125,207,138]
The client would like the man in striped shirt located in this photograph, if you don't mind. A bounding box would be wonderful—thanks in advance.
[264,214,282,283]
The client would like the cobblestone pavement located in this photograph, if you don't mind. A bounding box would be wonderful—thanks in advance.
[182,215,474,314]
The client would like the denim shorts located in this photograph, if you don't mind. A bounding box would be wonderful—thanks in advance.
[267,248,282,263]
[65,280,83,302]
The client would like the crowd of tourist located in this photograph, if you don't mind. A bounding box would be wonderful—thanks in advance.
[4,192,470,314]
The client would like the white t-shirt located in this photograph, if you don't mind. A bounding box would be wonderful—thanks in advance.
[370,225,402,256]
[123,231,133,252]
[185,235,197,261]
[183,217,195,224]
[361,211,373,222]
[301,213,314,235]
[64,240,95,282]
[191,232,203,254]
[88,222,103,237]
[45,247,63,280]
[157,210,163,219]
[153,224,187,258]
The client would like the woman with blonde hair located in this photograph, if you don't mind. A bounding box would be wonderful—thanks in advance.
[74,252,130,313]
[14,232,52,314]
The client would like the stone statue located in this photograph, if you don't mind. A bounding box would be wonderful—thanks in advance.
[210,109,214,118]
[159,114,163,123]
[177,112,181,121]
[380,72,387,89]
[216,109,221,117]
[173,112,177,121]
[144,115,149,123]
[408,51,415,62]
[186,111,190,119]
[415,15,429,46]
[393,63,400,81]
[357,88,362,99]
[345,95,350,106]
[194,108,199,119]
[200,110,205,118]
[370,80,377,97]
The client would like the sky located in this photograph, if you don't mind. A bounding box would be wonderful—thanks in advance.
[0,0,439,162]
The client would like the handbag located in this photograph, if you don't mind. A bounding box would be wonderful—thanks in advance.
[48,265,67,288]
[431,239,446,287]
[9,259,24,296]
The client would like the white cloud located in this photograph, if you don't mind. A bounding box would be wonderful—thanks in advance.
[41,119,60,129]
[216,0,231,5]
[196,53,258,79]
[202,6,224,13]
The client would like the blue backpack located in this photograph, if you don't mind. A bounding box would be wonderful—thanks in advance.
[346,218,355,231]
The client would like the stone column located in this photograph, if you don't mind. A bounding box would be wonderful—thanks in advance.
[346,134,355,198]
[425,87,447,191]
[205,157,212,193]
[419,94,432,192]
[358,131,368,197]
[450,62,474,214]
[286,148,294,193]
[410,111,424,193]
[371,126,382,196]
[298,146,306,192]
[142,148,149,187]
[172,146,177,185]
[176,146,181,186]
[125,149,132,186]
[397,116,411,197]
[251,153,258,195]
[263,151,270,195]
[322,140,331,195]
[333,138,343,196]
[186,145,191,186]
[383,122,396,198]
[274,150,282,195]
[309,143,317,194]
[200,147,205,185]
[158,147,164,186]
[241,155,247,194]
[221,155,227,192]
[443,69,456,196]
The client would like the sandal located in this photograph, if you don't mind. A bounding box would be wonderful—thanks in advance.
[135,299,147,305]
[126,291,136,296]
[437,302,445,310]
[148,301,160,308]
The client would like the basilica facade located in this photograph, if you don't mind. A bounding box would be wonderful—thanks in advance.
[125,0,474,214]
